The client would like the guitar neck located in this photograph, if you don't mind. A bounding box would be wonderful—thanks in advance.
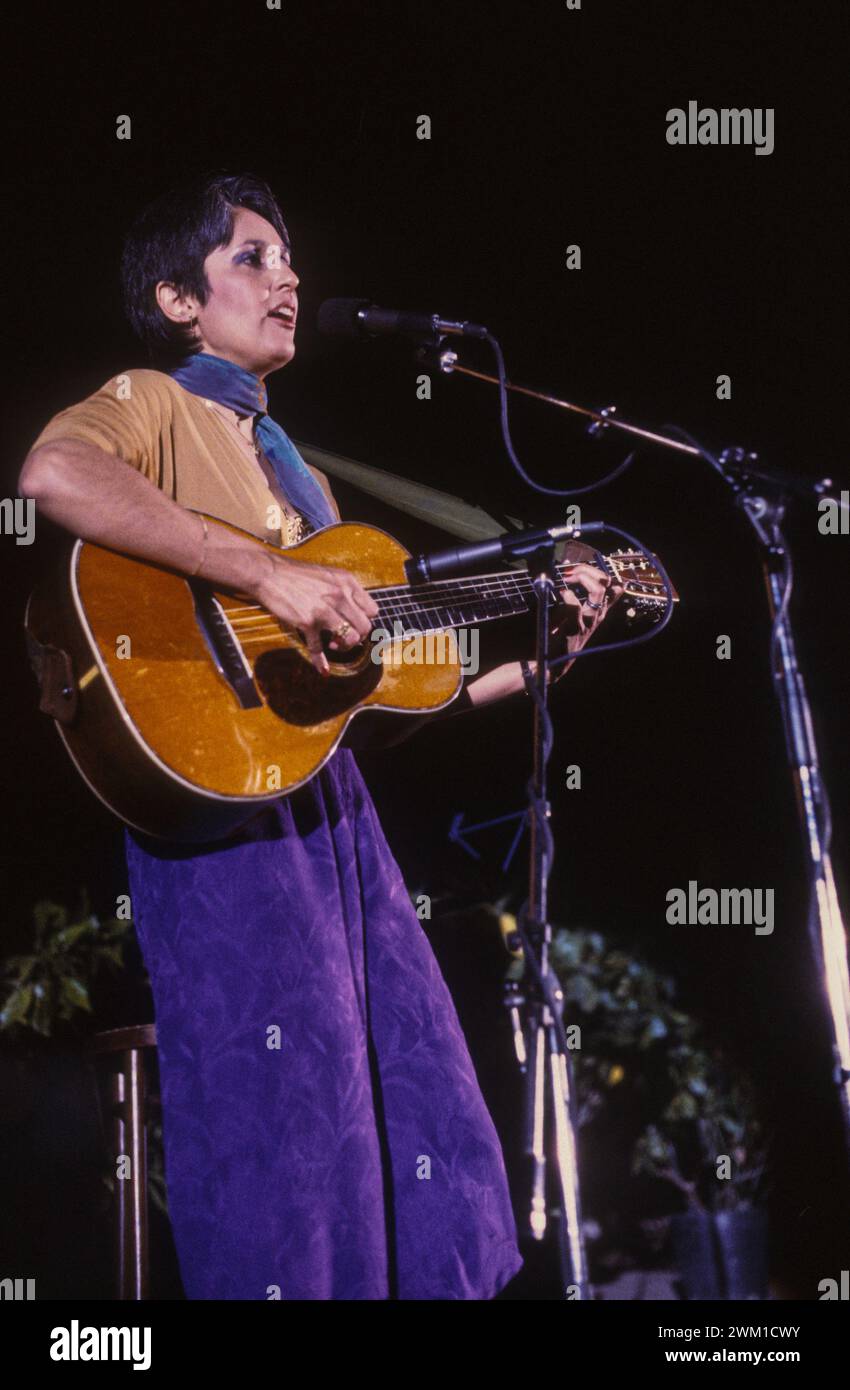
[368,562,583,634]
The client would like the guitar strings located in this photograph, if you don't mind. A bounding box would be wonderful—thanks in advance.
[225,559,656,632]
[225,554,652,623]
[226,559,660,648]
[228,578,547,640]
[227,550,645,601]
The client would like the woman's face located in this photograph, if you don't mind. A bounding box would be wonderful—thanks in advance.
[161,205,299,378]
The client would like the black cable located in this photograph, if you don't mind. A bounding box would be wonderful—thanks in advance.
[485,333,639,497]
[545,521,678,675]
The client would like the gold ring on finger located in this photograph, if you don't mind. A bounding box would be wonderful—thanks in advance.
[333,620,352,640]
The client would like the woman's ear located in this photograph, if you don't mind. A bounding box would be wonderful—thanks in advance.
[155,280,198,327]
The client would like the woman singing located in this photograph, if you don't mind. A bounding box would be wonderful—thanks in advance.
[19,172,618,1299]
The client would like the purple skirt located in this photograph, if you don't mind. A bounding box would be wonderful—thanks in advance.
[124,748,522,1300]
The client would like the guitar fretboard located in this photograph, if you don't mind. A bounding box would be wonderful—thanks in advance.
[369,563,589,633]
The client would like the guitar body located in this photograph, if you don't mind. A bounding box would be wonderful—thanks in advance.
[25,517,462,843]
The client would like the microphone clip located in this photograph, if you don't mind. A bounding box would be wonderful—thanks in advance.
[414,340,458,374]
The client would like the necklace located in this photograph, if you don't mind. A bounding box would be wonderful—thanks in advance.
[253,436,305,546]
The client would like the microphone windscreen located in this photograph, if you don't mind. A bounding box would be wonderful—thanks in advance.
[317,298,369,337]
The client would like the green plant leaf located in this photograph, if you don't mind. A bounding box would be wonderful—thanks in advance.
[33,901,67,942]
[32,989,55,1036]
[54,921,97,949]
[60,977,91,1013]
[0,983,34,1028]
[2,954,39,985]
[98,945,125,968]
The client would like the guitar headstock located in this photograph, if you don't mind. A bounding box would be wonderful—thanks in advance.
[599,549,679,623]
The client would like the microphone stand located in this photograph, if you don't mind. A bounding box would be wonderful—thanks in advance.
[413,516,592,1295]
[415,333,849,1259]
[411,515,608,1294]
[721,456,850,1151]
[511,538,590,1299]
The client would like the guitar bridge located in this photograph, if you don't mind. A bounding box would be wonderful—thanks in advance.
[188,580,263,709]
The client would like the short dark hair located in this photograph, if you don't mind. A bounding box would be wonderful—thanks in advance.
[120,172,291,364]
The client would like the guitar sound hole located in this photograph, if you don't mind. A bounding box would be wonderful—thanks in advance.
[254,647,382,725]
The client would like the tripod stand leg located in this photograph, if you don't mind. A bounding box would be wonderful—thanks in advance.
[526,1020,548,1239]
[818,856,850,1135]
[548,1021,589,1298]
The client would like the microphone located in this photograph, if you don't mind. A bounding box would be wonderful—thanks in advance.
[408,522,605,583]
[318,297,489,342]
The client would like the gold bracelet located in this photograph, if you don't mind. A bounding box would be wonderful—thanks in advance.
[189,514,209,577]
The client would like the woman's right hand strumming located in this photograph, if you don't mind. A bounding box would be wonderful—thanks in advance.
[252,550,379,675]
[18,438,376,677]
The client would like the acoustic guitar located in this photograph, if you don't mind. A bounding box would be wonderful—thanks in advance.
[24,514,676,842]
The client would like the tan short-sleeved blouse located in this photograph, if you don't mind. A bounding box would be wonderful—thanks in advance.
[29,367,339,546]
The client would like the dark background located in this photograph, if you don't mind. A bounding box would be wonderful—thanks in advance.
[1,0,848,1298]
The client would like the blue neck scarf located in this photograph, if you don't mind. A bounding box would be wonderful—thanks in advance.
[167,351,336,531]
